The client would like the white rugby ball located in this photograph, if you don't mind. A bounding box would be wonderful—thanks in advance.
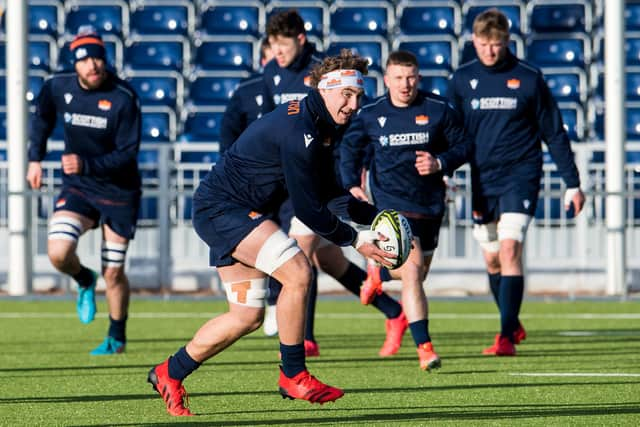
[371,209,413,270]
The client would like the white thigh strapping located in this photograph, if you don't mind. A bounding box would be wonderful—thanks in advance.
[254,229,301,275]
[48,216,84,242]
[497,213,532,243]
[101,241,128,268]
[289,217,331,248]
[223,278,269,308]
[472,222,500,253]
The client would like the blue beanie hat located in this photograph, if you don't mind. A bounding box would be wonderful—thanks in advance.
[70,26,106,63]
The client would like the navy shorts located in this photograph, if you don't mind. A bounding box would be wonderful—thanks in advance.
[403,214,442,254]
[53,187,139,240]
[192,200,274,268]
[471,183,539,225]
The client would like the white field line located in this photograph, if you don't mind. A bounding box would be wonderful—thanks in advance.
[510,373,640,378]
[1,312,640,319]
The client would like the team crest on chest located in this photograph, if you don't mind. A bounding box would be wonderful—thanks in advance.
[64,93,73,104]
[98,99,112,111]
[470,79,478,90]
[507,78,520,89]
[377,116,387,128]
[415,115,429,125]
[303,75,312,87]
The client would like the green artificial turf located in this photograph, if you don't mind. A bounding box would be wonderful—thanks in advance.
[1,298,639,426]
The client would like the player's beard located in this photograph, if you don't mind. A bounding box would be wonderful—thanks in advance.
[79,70,106,90]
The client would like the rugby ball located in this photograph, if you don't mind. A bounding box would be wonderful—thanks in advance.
[371,210,413,270]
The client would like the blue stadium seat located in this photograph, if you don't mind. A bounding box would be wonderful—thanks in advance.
[0,147,5,161]
[64,2,126,37]
[57,37,121,72]
[528,1,592,33]
[627,2,640,32]
[543,68,586,104]
[179,108,225,143]
[363,73,382,99]
[419,70,450,98]
[186,72,247,107]
[267,4,327,41]
[200,2,263,37]
[590,102,604,141]
[558,102,584,141]
[463,2,524,35]
[141,108,175,143]
[0,72,46,105]
[126,71,183,109]
[193,39,255,72]
[28,2,62,37]
[329,3,392,37]
[124,37,187,73]
[527,34,589,68]
[137,147,159,181]
[129,2,193,37]
[395,37,456,72]
[626,104,640,141]
[0,110,5,140]
[627,70,640,101]
[626,37,640,67]
[396,1,460,36]
[19,37,55,72]
[326,38,387,72]
[138,196,158,221]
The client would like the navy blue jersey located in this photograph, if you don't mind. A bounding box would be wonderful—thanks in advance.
[220,73,274,153]
[340,91,472,217]
[449,51,580,195]
[263,43,324,106]
[194,89,378,246]
[29,72,141,200]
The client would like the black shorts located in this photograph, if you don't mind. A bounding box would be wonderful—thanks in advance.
[192,199,274,268]
[403,214,442,253]
[471,183,539,225]
[53,187,140,240]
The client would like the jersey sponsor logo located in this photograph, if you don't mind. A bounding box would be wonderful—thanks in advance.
[304,133,314,147]
[65,112,108,129]
[325,78,342,88]
[64,93,73,104]
[377,116,387,128]
[303,75,312,87]
[415,115,429,125]
[380,132,429,146]
[273,75,281,86]
[287,100,300,115]
[56,198,66,208]
[278,92,307,104]
[471,97,518,110]
[255,94,263,106]
[470,79,478,89]
[98,99,112,111]
[507,78,521,89]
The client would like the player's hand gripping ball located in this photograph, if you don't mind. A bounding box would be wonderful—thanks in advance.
[371,210,413,269]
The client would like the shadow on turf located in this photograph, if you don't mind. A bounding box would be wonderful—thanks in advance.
[67,401,640,426]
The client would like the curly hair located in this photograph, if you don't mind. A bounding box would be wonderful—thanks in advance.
[308,49,369,88]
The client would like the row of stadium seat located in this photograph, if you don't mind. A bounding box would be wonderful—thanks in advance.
[7,0,616,40]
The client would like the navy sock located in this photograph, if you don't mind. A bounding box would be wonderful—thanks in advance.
[266,277,282,306]
[379,267,392,282]
[168,346,201,381]
[498,275,524,341]
[280,342,306,378]
[304,267,318,342]
[488,272,501,308]
[409,319,431,347]
[108,315,127,343]
[336,262,401,319]
[73,265,95,288]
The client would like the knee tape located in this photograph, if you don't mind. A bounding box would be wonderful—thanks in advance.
[101,241,128,269]
[497,213,532,243]
[255,229,301,275]
[472,223,500,253]
[223,278,269,308]
[48,216,84,242]
[289,216,315,236]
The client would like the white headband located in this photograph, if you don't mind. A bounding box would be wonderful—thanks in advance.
[317,69,364,90]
